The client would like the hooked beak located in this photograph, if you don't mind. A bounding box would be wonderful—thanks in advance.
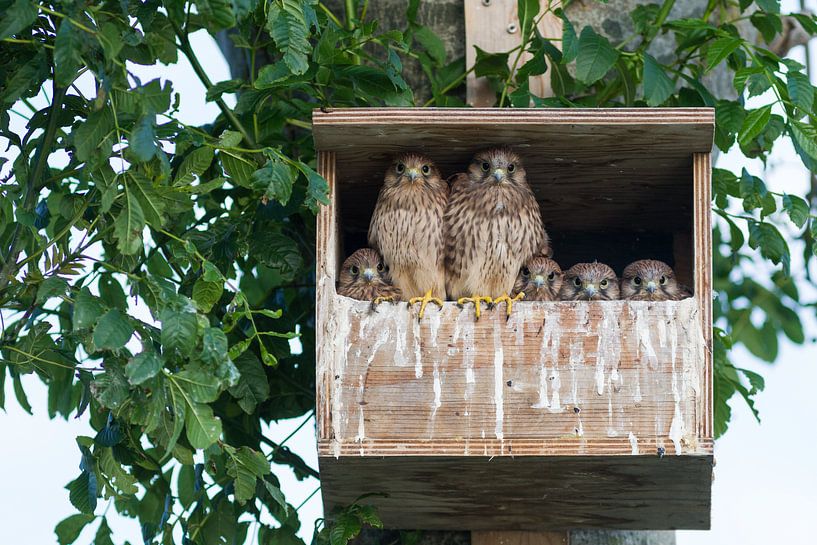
[584,284,597,297]
[646,281,657,294]
[362,268,375,282]
[406,169,420,181]
[492,169,505,182]
[533,275,545,288]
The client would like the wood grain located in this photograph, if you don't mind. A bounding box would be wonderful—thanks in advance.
[472,531,569,545]
[464,0,564,106]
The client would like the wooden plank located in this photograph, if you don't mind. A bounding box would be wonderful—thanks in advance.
[472,531,569,545]
[318,299,708,457]
[316,151,337,440]
[318,454,713,530]
[464,0,564,106]
[693,152,712,439]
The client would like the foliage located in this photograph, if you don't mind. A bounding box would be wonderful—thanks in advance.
[0,0,816,543]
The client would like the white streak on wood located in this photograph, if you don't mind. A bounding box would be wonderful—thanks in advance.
[568,339,583,406]
[596,303,622,395]
[412,318,423,378]
[532,312,559,409]
[432,362,442,416]
[428,307,441,348]
[493,326,504,441]
[355,375,365,446]
[629,432,639,455]
[366,323,390,366]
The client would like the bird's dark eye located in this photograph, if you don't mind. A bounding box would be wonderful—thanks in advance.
[481,162,490,172]
[633,276,642,286]
[521,266,530,278]
[547,271,556,281]
[396,163,405,174]
[421,165,430,175]
[573,277,582,287]
[507,163,515,173]
[600,279,609,289]
[376,262,384,272]
[660,275,667,285]
[350,265,359,276]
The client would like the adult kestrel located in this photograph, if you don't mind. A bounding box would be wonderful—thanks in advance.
[444,147,548,317]
[620,259,692,301]
[368,153,448,318]
[337,248,401,309]
[559,262,620,301]
[512,256,563,301]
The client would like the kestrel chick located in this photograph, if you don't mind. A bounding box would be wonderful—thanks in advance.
[559,262,620,301]
[620,259,692,301]
[337,248,401,306]
[444,147,548,317]
[513,256,563,301]
[368,153,448,317]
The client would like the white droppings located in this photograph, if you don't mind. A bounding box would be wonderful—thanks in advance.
[428,308,441,348]
[635,306,658,368]
[628,432,639,455]
[412,318,423,378]
[365,324,390,366]
[393,310,407,367]
[458,312,476,400]
[432,362,442,416]
[669,408,684,455]
[533,312,559,409]
[493,326,504,441]
[595,303,622,395]
[568,339,583,406]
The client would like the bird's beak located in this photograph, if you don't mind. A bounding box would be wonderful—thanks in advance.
[646,281,657,294]
[363,268,375,281]
[492,169,505,182]
[533,275,545,288]
[406,169,420,181]
[584,284,597,297]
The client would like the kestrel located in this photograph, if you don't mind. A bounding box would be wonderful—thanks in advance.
[368,153,448,318]
[337,248,401,308]
[444,147,548,317]
[620,259,692,301]
[559,262,620,301]
[512,256,563,301]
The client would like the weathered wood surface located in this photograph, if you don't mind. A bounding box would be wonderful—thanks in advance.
[472,531,568,545]
[319,454,713,530]
[464,0,563,106]
[316,298,709,457]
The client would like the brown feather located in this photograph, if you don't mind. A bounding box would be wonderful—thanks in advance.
[620,259,691,301]
[559,262,619,301]
[337,248,402,301]
[512,256,562,301]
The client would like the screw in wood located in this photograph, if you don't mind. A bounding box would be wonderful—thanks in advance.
[507,22,518,34]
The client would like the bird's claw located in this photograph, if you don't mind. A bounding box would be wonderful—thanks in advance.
[456,295,493,319]
[370,295,396,312]
[493,292,525,319]
[409,289,443,320]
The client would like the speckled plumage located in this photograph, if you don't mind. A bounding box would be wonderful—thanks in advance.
[620,259,691,301]
[368,153,448,299]
[337,248,402,301]
[559,262,620,301]
[444,148,548,299]
[512,256,563,301]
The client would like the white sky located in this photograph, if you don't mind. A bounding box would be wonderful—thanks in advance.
[2,4,817,543]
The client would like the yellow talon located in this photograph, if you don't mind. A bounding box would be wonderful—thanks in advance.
[409,289,443,319]
[457,295,493,319]
[493,292,525,318]
[370,295,396,312]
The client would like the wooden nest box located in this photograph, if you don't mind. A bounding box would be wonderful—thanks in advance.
[312,108,714,531]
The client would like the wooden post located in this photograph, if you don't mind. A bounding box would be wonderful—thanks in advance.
[464,0,563,106]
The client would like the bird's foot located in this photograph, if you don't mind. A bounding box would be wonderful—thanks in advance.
[370,295,396,312]
[409,290,443,320]
[493,292,526,319]
[456,295,493,319]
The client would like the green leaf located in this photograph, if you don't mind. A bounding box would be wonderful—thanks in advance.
[174,147,215,185]
[173,368,221,403]
[160,307,198,356]
[575,27,618,84]
[791,120,817,160]
[228,338,252,360]
[130,114,159,162]
[220,151,256,188]
[739,169,768,211]
[706,37,742,72]
[642,54,674,106]
[195,0,236,32]
[178,464,196,508]
[228,352,270,413]
[114,185,146,255]
[94,519,114,545]
[266,0,311,75]
[66,472,97,514]
[93,310,134,351]
[254,63,292,89]
[738,105,772,148]
[251,157,295,205]
[473,47,510,79]
[413,26,446,66]
[517,0,540,37]
[201,327,229,367]
[250,231,303,281]
[192,279,223,312]
[782,194,809,229]
[36,277,69,304]
[787,72,815,112]
[73,108,115,163]
[73,288,105,331]
[126,351,163,385]
[559,11,578,63]
[55,514,94,545]
[130,176,166,228]
[183,397,222,449]
[755,0,780,13]
[0,0,38,40]
[748,221,790,271]
[263,480,288,513]
[54,20,84,87]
